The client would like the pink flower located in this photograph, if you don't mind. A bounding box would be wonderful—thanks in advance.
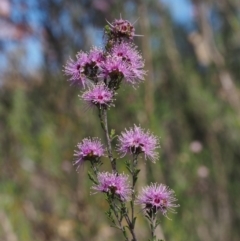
[74,138,105,169]
[92,172,131,201]
[99,56,132,83]
[88,47,105,66]
[100,42,146,86]
[117,125,160,162]
[136,183,179,216]
[100,55,144,87]
[81,84,115,108]
[107,18,136,40]
[64,48,105,88]
[111,42,146,83]
[64,51,89,88]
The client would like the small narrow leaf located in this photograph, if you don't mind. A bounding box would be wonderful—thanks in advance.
[87,171,97,184]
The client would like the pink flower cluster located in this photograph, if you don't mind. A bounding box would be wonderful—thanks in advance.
[64,18,146,109]
[136,183,179,216]
[81,84,115,109]
[118,125,160,162]
[92,172,131,201]
[64,44,145,88]
[100,42,146,85]
[64,51,89,88]
[74,137,105,169]
[64,17,179,224]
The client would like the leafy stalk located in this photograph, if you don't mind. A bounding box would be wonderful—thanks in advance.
[98,107,117,173]
[106,195,129,241]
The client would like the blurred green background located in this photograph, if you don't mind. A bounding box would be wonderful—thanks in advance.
[1,0,240,240]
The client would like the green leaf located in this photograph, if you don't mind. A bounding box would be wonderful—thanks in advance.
[104,25,111,34]
[125,160,132,173]
[132,217,137,228]
[135,169,141,176]
[110,129,116,138]
[87,171,97,184]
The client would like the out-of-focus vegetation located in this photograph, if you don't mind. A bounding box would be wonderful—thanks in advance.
[1,0,240,240]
